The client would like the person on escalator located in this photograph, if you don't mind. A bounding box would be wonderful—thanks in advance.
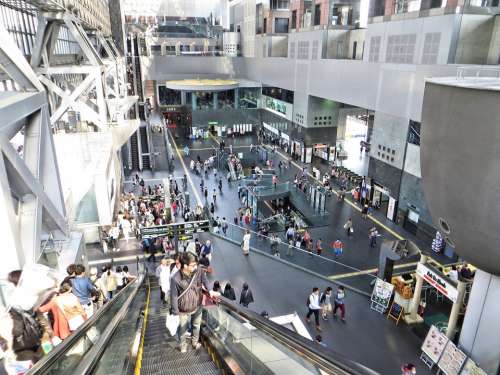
[239,283,254,308]
[170,252,216,353]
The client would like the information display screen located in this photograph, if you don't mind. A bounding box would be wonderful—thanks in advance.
[140,220,210,239]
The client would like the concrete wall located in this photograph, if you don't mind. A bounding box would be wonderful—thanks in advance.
[487,15,500,64]
[454,14,495,64]
[364,14,458,65]
[369,111,408,170]
[368,157,402,197]
[140,55,459,122]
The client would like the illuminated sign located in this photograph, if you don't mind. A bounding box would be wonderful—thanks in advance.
[140,220,211,239]
[416,263,458,302]
[262,95,293,121]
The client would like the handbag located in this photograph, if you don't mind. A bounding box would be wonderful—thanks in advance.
[350,228,354,233]
[68,315,85,331]
[165,273,198,336]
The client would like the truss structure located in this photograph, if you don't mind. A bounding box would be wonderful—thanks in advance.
[31,11,129,130]
[0,22,68,272]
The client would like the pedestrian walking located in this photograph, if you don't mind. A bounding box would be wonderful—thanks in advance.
[401,363,417,375]
[344,218,353,237]
[316,238,323,256]
[361,202,369,219]
[333,286,346,322]
[223,283,236,301]
[332,239,344,258]
[306,287,322,331]
[239,282,254,307]
[221,217,228,236]
[272,174,278,189]
[242,230,251,256]
[212,189,217,204]
[204,187,208,200]
[369,227,379,248]
[270,233,280,257]
[218,178,223,193]
[320,287,333,321]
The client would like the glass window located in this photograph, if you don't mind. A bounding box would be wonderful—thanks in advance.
[275,18,289,33]
[314,4,321,25]
[291,10,297,29]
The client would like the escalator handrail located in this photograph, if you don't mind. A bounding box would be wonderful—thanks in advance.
[216,297,380,375]
[28,273,145,374]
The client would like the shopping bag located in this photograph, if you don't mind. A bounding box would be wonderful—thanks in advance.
[165,313,179,336]
[350,228,354,234]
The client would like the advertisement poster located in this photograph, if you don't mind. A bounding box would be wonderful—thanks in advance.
[460,358,487,375]
[438,340,467,375]
[371,278,394,308]
[387,197,396,221]
[421,325,449,364]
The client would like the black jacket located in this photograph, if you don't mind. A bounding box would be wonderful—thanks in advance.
[240,289,254,306]
[223,288,236,301]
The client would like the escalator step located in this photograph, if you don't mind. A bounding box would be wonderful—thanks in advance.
[141,361,219,375]
[142,352,212,368]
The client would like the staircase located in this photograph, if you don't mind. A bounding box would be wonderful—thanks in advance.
[140,276,220,375]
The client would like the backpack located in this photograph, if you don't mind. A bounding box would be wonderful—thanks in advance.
[306,295,310,307]
[10,309,42,351]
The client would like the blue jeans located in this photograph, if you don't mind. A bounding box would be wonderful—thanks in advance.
[178,307,202,348]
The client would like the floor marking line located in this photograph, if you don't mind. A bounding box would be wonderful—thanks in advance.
[327,261,419,280]
[168,131,203,205]
[270,146,405,241]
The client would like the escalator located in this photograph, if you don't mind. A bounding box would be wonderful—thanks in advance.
[139,126,151,170]
[139,276,219,375]
[130,131,140,171]
[28,264,379,375]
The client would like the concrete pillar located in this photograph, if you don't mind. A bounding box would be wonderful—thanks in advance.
[213,92,218,110]
[191,92,197,110]
[181,91,186,106]
[446,280,466,339]
[405,254,427,324]
[235,88,239,109]
[459,270,500,375]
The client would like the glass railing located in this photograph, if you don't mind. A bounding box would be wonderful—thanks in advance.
[28,269,146,375]
[203,298,378,375]
[213,223,376,295]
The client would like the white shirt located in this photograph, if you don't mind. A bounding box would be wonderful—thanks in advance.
[159,266,171,293]
[449,269,459,282]
[243,233,251,249]
[309,293,321,310]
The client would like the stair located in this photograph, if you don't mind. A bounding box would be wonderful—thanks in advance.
[140,277,220,375]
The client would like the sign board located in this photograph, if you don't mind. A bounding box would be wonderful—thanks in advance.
[416,263,459,303]
[370,278,394,313]
[262,122,280,135]
[460,358,487,375]
[262,95,293,121]
[437,340,467,375]
[140,220,210,239]
[387,301,404,325]
[387,197,397,221]
[421,325,449,364]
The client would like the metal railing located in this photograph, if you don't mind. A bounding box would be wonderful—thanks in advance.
[456,65,500,80]
[28,271,145,374]
[204,296,379,375]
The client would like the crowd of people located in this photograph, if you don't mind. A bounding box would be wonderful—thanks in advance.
[0,263,135,374]
[154,250,256,353]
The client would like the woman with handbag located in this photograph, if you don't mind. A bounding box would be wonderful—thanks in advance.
[54,283,87,333]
